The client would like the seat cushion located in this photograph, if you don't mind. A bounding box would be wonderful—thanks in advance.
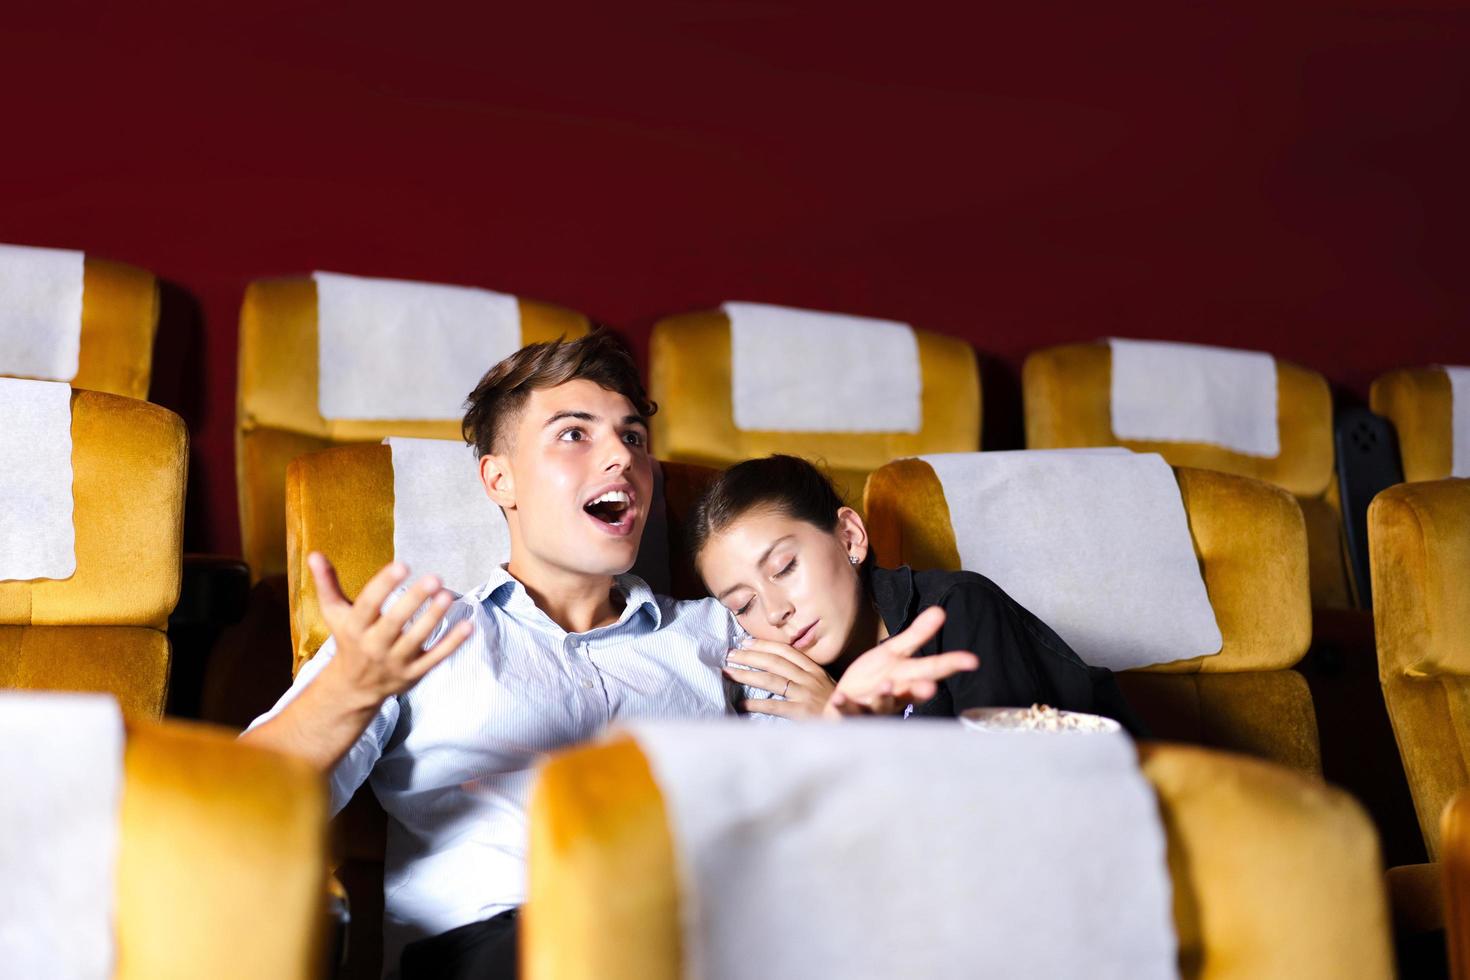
[0,625,169,718]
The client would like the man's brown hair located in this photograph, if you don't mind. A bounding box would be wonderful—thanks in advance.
[461,328,657,457]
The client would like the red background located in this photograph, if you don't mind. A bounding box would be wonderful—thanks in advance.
[4,1,1469,558]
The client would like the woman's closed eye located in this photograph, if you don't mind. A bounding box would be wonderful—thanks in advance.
[774,557,798,579]
[733,595,754,617]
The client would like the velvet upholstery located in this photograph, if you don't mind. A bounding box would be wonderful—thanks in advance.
[0,391,185,717]
[1022,342,1350,608]
[525,736,1392,980]
[236,277,590,580]
[864,457,1320,773]
[116,718,327,979]
[1,258,160,399]
[1370,478,1470,857]
[1444,788,1470,979]
[1370,368,1455,483]
[647,310,980,509]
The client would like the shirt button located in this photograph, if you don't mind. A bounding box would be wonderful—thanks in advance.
[582,680,594,690]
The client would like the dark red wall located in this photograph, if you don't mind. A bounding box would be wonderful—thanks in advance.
[5,2,1470,557]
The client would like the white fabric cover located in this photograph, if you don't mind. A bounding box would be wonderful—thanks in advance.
[0,692,124,979]
[387,437,511,595]
[921,450,1221,671]
[724,301,921,433]
[1109,338,1279,457]
[0,242,85,383]
[0,378,75,580]
[630,719,1176,980]
[314,271,521,420]
[1442,366,1470,478]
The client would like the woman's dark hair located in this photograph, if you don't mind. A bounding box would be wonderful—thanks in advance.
[687,454,848,558]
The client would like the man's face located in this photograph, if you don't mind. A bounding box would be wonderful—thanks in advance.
[484,379,653,580]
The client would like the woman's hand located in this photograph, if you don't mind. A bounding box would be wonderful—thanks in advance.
[822,607,978,719]
[724,639,837,720]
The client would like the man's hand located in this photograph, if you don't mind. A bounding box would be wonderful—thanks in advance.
[822,607,978,719]
[724,639,838,720]
[311,552,473,705]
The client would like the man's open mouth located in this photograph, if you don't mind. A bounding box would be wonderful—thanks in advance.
[583,488,635,529]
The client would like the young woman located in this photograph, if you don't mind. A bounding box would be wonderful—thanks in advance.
[689,454,1145,733]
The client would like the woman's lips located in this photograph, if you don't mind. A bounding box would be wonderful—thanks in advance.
[791,620,819,651]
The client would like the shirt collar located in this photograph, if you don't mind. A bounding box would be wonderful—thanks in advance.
[869,563,915,639]
[465,564,664,633]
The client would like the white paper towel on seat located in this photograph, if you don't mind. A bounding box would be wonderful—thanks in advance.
[0,377,76,580]
[1109,338,1279,457]
[315,271,522,421]
[0,242,85,382]
[920,450,1221,670]
[0,691,125,979]
[628,719,1176,980]
[387,437,511,595]
[1442,366,1470,477]
[724,301,921,433]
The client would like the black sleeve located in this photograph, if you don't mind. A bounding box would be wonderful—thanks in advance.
[911,577,1148,737]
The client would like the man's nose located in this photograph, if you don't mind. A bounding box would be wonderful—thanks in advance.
[603,437,633,472]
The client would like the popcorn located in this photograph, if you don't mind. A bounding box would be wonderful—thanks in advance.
[960,704,1119,734]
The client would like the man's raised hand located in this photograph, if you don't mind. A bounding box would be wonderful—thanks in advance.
[310,552,473,705]
[822,607,978,719]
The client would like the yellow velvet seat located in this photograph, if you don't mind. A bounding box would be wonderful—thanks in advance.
[283,441,716,978]
[648,308,980,508]
[1444,787,1470,978]
[525,736,1393,979]
[116,716,327,978]
[0,390,186,717]
[1369,478,1470,860]
[237,277,590,582]
[1023,343,1349,608]
[1370,368,1456,483]
[863,457,1320,775]
[0,257,159,399]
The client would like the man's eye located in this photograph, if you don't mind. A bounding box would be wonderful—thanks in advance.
[558,428,585,442]
[622,431,645,447]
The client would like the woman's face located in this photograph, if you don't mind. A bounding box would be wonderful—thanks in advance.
[697,506,870,666]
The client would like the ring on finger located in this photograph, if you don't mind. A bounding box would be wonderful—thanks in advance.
[782,678,792,698]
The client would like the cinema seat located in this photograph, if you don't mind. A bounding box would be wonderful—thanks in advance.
[648,308,980,509]
[236,277,590,583]
[1444,788,1470,979]
[116,716,327,979]
[0,390,186,717]
[0,256,159,400]
[1022,343,1349,609]
[863,458,1320,775]
[282,441,716,979]
[1369,478,1470,858]
[525,736,1393,980]
[1370,368,1456,483]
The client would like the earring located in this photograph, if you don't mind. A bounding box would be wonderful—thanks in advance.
[849,555,860,566]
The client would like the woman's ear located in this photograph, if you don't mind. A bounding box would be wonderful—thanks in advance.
[479,453,516,509]
[836,506,869,565]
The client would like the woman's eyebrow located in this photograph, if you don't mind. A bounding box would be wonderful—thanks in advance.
[714,535,797,601]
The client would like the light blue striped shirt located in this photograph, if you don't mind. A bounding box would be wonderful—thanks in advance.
[248,565,752,973]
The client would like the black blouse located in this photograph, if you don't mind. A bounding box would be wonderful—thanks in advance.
[869,565,1147,736]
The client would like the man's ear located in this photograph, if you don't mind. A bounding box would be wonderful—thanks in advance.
[479,452,516,509]
[836,506,870,564]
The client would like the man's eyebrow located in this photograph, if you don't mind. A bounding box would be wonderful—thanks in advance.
[543,410,597,427]
[622,415,649,429]
[715,536,794,601]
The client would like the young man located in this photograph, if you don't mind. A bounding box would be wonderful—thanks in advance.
[241,331,974,979]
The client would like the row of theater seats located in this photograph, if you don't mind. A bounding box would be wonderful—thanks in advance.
[2,248,1468,977]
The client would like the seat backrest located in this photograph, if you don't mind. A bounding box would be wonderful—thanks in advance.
[283,442,716,673]
[117,718,326,978]
[1023,342,1349,608]
[236,276,590,581]
[525,736,1392,980]
[648,307,979,507]
[0,254,159,400]
[1370,368,1455,483]
[0,389,186,717]
[1370,477,1470,857]
[864,456,1319,773]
